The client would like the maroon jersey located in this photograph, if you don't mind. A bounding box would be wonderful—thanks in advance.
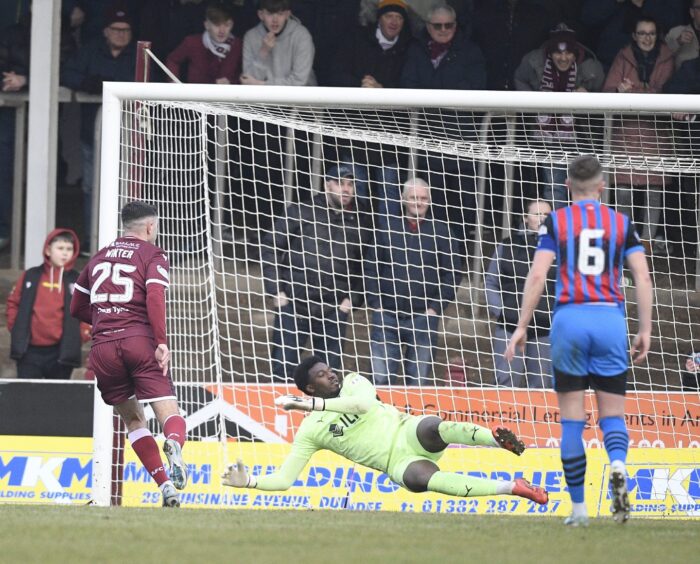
[74,236,169,345]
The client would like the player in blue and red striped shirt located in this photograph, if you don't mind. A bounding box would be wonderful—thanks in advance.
[505,155,653,526]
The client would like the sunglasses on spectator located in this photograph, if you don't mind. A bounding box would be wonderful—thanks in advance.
[108,26,132,33]
[634,31,656,37]
[428,21,456,30]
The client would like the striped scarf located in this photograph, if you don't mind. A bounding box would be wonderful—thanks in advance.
[537,55,577,141]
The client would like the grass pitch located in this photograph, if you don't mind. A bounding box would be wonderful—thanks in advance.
[1,505,698,564]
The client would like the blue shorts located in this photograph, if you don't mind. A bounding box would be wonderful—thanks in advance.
[550,304,629,378]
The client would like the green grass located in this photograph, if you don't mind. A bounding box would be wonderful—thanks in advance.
[1,505,698,564]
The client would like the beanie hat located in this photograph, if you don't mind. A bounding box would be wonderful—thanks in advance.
[377,0,408,20]
[545,25,581,58]
[103,5,133,28]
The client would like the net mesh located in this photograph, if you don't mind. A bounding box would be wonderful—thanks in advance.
[110,95,700,506]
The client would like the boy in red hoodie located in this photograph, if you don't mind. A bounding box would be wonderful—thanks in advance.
[7,229,90,378]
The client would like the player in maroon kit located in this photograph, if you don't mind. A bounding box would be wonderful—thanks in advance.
[70,201,188,507]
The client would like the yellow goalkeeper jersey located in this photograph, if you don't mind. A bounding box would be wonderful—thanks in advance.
[254,373,411,491]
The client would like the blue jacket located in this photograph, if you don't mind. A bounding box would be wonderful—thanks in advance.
[400,29,486,91]
[365,178,462,316]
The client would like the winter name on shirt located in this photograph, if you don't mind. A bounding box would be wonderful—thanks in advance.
[105,248,135,259]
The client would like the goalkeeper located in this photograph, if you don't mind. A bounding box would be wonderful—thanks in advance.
[222,356,548,504]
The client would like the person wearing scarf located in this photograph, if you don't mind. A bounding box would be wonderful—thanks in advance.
[603,15,674,250]
[536,34,580,144]
[166,3,242,84]
[330,0,412,88]
[514,24,605,208]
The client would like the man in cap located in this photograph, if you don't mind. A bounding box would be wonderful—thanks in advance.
[260,163,372,381]
[61,4,137,254]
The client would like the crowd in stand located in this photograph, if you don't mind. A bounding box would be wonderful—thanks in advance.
[1,0,699,388]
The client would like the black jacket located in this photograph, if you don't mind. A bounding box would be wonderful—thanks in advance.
[10,266,82,366]
[261,194,372,315]
[330,24,412,88]
[485,229,556,337]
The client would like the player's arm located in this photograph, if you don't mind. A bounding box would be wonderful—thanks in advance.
[504,249,555,360]
[626,250,653,363]
[145,253,170,374]
[222,434,316,491]
[275,373,377,415]
[70,269,92,324]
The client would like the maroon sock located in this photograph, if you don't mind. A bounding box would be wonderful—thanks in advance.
[163,414,187,448]
[129,428,168,486]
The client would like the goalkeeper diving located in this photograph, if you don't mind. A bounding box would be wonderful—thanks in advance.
[222,356,548,504]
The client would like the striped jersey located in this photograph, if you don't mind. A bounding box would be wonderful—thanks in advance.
[537,199,644,306]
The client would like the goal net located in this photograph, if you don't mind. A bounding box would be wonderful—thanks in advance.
[94,84,700,517]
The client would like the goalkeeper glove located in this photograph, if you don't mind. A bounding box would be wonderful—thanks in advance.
[274,394,325,412]
[221,459,257,488]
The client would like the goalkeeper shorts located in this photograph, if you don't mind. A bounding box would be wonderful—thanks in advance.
[387,414,444,487]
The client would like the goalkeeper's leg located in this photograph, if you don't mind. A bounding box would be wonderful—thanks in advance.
[402,460,548,504]
[415,416,525,455]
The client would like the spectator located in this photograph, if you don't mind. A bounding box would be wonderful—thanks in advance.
[602,15,674,251]
[365,176,461,386]
[581,0,685,71]
[485,200,555,388]
[291,0,361,86]
[400,1,485,91]
[240,0,316,85]
[514,24,605,209]
[6,229,90,379]
[330,0,412,88]
[61,5,136,254]
[261,163,371,381]
[400,1,485,260]
[72,0,142,47]
[472,0,562,90]
[166,2,242,84]
[665,1,700,70]
[358,1,474,36]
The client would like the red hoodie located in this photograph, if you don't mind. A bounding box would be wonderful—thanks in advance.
[6,228,90,346]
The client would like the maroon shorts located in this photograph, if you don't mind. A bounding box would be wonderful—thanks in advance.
[89,336,176,406]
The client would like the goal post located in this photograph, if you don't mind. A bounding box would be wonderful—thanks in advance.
[94,82,700,516]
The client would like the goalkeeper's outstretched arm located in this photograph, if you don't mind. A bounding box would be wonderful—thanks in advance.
[274,373,378,415]
[222,453,310,491]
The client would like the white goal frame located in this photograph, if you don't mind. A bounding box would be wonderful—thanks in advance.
[92,82,700,506]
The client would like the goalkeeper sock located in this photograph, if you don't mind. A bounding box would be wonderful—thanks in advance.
[129,428,168,486]
[438,421,498,447]
[560,419,586,504]
[427,471,509,497]
[600,416,628,465]
[163,414,187,448]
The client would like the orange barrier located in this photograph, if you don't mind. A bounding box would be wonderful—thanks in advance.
[213,385,700,448]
